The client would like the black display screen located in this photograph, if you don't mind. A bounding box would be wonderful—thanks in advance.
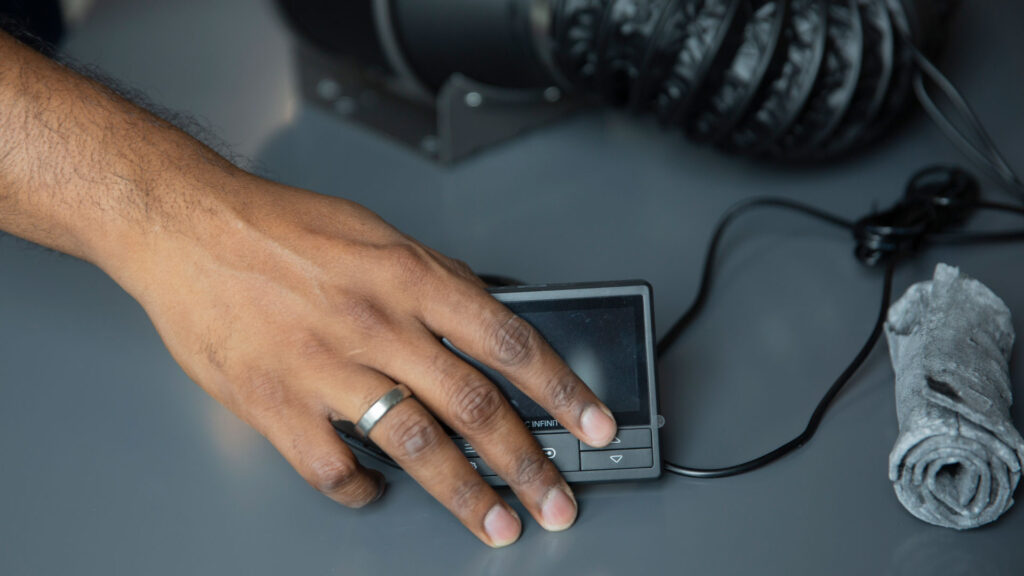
[447,295,650,430]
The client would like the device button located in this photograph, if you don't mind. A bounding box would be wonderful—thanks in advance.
[534,433,580,472]
[580,428,652,451]
[467,457,497,477]
[450,437,478,457]
[580,448,653,470]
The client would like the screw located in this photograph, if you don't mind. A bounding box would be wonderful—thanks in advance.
[543,86,562,103]
[464,91,484,108]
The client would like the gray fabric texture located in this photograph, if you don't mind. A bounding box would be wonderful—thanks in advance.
[885,263,1024,529]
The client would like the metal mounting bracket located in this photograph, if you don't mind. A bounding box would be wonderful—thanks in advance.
[295,42,582,164]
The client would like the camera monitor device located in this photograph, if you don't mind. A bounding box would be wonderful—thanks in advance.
[445,281,662,486]
[336,281,662,485]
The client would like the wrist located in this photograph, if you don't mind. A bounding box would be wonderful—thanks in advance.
[91,164,264,302]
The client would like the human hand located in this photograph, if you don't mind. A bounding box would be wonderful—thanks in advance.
[115,175,619,547]
[0,31,616,545]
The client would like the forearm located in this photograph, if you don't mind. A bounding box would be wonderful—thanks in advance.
[0,31,243,279]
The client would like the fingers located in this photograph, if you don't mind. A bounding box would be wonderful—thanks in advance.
[421,282,618,449]
[321,367,523,548]
[376,331,579,532]
[261,406,385,508]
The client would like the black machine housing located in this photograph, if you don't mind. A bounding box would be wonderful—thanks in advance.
[277,0,957,162]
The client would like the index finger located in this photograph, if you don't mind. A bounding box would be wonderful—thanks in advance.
[421,282,618,448]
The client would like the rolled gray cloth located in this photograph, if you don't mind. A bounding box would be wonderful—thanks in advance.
[885,263,1024,529]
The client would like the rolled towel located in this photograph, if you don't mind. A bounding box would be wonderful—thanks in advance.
[885,263,1024,529]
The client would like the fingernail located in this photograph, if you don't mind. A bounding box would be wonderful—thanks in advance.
[580,404,617,446]
[484,504,521,548]
[540,486,577,532]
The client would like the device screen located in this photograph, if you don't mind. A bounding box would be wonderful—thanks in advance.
[448,294,650,430]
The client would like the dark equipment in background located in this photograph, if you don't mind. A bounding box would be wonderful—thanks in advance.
[277,0,957,163]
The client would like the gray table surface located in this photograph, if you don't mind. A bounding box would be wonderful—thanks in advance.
[3,1,1024,574]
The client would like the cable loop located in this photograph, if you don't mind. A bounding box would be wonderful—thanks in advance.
[852,165,979,266]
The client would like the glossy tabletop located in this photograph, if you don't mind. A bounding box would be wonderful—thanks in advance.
[2,1,1024,573]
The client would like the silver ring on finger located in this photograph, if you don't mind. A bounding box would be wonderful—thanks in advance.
[356,384,413,438]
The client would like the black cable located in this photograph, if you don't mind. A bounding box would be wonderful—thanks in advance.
[656,197,855,357]
[658,198,892,478]
[663,261,895,478]
[658,165,1024,479]
[905,38,1024,202]
[929,200,1024,244]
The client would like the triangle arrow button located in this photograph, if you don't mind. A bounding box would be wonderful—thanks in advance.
[609,454,623,464]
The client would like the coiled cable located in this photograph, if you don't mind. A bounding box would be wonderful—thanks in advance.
[658,165,1024,478]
